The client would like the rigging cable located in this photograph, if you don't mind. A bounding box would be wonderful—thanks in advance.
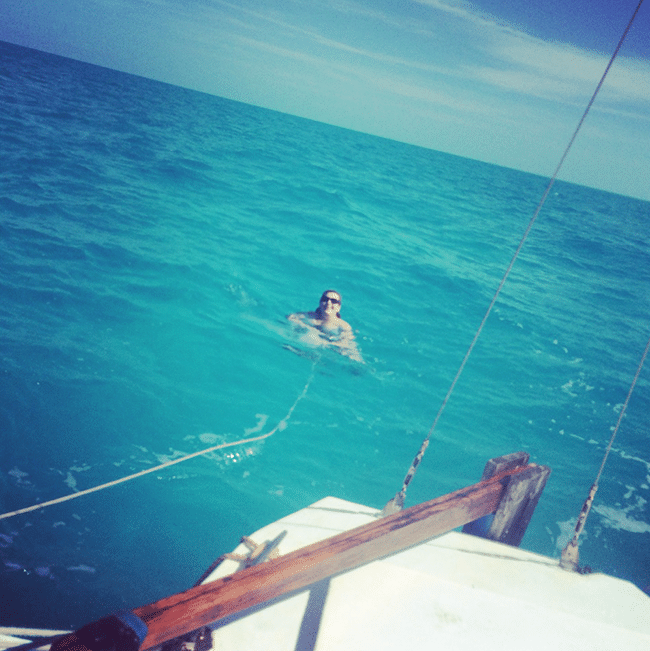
[383,0,646,515]
[560,329,650,571]
[0,361,318,522]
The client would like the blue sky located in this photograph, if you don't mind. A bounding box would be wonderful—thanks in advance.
[2,0,649,200]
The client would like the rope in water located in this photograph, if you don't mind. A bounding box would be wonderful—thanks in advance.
[383,0,646,515]
[0,362,317,522]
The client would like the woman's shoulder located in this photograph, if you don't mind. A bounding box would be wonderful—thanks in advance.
[287,311,318,321]
[337,317,353,331]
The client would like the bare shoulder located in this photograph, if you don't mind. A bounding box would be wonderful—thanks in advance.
[338,318,354,332]
[287,311,317,321]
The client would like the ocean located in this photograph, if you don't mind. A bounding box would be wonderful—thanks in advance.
[1,40,649,629]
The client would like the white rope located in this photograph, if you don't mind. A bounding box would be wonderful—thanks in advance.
[0,362,317,521]
[560,328,650,570]
[594,330,650,486]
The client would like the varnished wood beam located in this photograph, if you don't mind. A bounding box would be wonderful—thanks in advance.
[134,464,531,649]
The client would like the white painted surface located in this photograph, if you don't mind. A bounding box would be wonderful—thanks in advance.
[5,497,648,651]
[202,496,650,651]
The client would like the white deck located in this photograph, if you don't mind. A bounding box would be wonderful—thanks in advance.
[0,629,70,651]
[202,496,650,651]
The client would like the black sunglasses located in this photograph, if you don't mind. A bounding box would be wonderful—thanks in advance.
[321,296,341,305]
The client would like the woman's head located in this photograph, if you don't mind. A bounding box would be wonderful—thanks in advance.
[317,290,342,317]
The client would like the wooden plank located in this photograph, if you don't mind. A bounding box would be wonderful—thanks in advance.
[479,451,530,481]
[462,451,530,537]
[487,464,551,546]
[134,464,531,649]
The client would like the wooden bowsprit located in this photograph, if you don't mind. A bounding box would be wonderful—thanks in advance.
[49,454,549,651]
[135,455,549,649]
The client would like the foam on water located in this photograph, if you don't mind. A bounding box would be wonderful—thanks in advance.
[1,41,650,625]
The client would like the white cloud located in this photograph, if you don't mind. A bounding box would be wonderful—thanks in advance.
[211,0,649,119]
[414,0,499,25]
[481,32,650,106]
[409,1,650,110]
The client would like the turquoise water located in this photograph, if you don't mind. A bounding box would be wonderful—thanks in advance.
[1,40,649,628]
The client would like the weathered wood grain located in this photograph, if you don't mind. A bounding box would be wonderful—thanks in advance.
[135,464,531,649]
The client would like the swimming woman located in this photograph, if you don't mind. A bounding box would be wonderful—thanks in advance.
[287,290,363,362]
